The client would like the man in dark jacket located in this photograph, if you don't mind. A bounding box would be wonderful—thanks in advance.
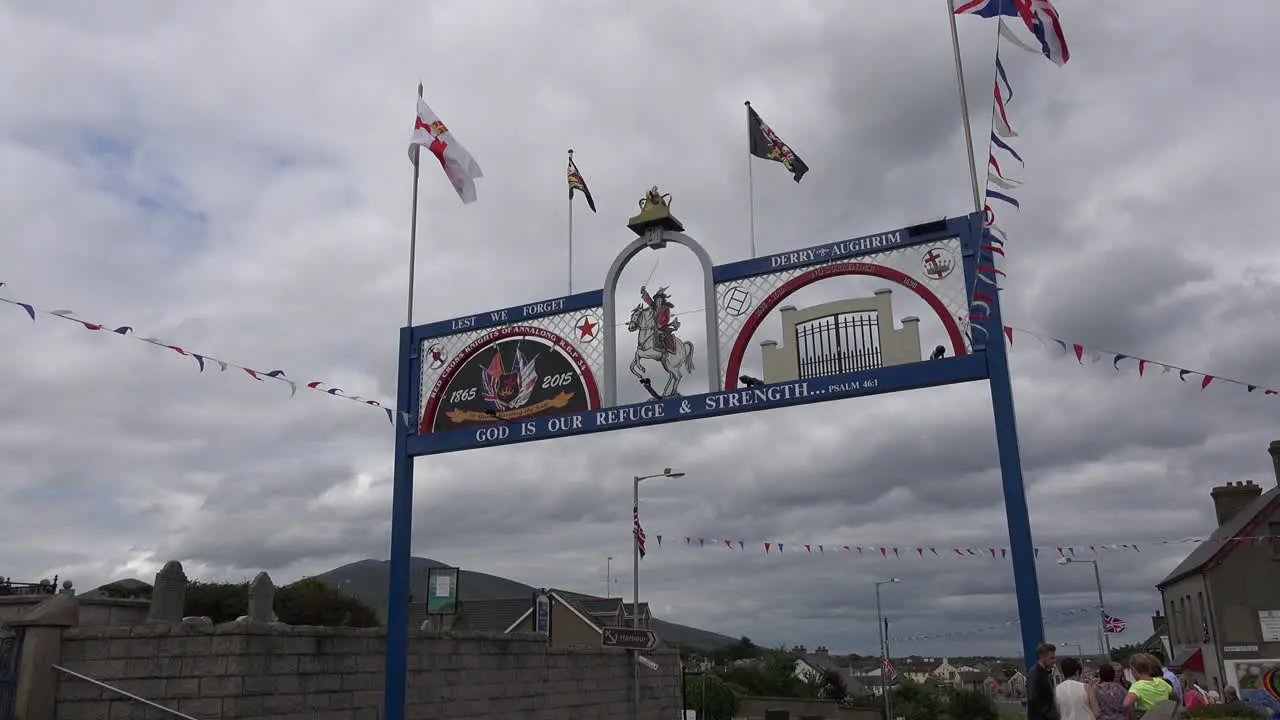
[1027,642,1060,720]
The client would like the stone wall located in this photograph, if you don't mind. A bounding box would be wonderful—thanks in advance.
[0,594,148,627]
[734,696,881,720]
[54,623,682,720]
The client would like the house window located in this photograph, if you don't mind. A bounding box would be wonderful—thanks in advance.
[1184,596,1194,642]
[1169,601,1179,644]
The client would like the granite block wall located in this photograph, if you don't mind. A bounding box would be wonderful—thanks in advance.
[54,624,681,720]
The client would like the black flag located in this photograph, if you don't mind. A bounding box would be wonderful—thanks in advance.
[747,104,809,183]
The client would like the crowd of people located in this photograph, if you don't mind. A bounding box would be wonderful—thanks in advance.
[1025,642,1244,719]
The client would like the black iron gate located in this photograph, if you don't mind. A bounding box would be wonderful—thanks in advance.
[0,624,22,720]
[795,311,881,379]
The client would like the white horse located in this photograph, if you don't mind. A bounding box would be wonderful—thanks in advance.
[626,303,695,398]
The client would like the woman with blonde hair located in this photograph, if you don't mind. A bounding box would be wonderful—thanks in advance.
[1181,673,1208,708]
[1124,653,1175,716]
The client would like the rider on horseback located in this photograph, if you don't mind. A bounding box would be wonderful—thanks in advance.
[640,285,680,354]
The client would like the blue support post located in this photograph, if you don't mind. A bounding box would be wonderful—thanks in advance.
[382,326,416,720]
[978,237,1045,669]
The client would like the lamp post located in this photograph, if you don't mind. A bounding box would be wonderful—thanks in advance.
[606,556,613,598]
[633,467,684,711]
[1058,557,1111,655]
[1061,641,1083,658]
[875,578,902,720]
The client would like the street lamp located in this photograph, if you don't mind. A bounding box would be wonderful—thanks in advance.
[1061,641,1083,658]
[632,467,683,709]
[875,578,902,720]
[1058,557,1111,655]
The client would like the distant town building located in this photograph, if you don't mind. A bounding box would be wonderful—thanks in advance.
[1156,440,1280,695]
[433,589,652,650]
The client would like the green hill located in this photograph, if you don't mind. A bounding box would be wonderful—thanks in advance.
[312,557,738,650]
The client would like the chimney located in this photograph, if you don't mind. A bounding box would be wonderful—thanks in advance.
[1210,480,1263,526]
[1151,611,1166,634]
[795,645,806,655]
[1269,441,1280,485]
[816,646,829,658]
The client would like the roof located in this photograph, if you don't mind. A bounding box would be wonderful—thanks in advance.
[1140,621,1167,653]
[846,675,873,697]
[798,653,844,676]
[553,590,620,615]
[452,597,533,633]
[958,671,988,683]
[1159,486,1280,588]
[623,602,651,618]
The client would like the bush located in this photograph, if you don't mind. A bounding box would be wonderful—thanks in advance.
[947,688,999,720]
[1183,706,1267,720]
[183,577,379,627]
[683,673,741,720]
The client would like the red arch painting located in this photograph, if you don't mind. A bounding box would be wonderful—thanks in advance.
[722,261,969,390]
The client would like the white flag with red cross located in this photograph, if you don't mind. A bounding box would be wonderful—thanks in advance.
[408,97,483,204]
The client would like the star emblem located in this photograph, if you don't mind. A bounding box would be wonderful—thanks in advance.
[575,316,598,341]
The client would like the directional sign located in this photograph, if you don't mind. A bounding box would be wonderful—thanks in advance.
[601,627,658,651]
[637,655,659,671]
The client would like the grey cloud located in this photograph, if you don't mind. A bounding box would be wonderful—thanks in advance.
[2,0,1276,656]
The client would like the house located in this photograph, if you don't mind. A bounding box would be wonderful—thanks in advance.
[1156,440,1280,695]
[445,589,653,650]
[793,646,874,698]
[955,670,989,693]
[893,657,963,685]
[987,668,1010,695]
[1006,670,1027,698]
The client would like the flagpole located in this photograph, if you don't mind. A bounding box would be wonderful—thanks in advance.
[407,82,424,327]
[568,149,574,295]
[945,1,984,214]
[745,101,757,258]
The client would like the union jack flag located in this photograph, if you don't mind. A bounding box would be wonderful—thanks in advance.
[953,0,1025,18]
[882,656,897,675]
[953,0,1070,66]
[1103,614,1126,634]
[634,501,646,559]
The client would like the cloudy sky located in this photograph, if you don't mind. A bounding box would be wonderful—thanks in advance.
[3,0,1279,658]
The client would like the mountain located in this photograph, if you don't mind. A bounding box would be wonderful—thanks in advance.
[312,557,738,650]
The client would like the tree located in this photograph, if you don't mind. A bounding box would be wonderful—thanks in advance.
[277,577,379,627]
[181,577,379,627]
[892,680,944,720]
[947,688,999,720]
[683,673,741,720]
[718,649,813,699]
[815,669,848,701]
[1109,643,1143,664]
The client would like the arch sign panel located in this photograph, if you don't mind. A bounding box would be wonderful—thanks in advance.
[389,192,1043,690]
[405,215,990,457]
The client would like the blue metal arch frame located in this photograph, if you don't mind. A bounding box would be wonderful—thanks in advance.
[382,212,1044,720]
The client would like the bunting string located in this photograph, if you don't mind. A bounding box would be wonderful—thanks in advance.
[0,284,407,425]
[894,607,1093,644]
[5,284,1266,427]
[644,533,1278,557]
[959,5,1070,326]
[1003,325,1280,397]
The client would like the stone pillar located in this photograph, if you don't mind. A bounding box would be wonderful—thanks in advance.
[247,572,278,623]
[146,560,187,623]
[10,591,80,720]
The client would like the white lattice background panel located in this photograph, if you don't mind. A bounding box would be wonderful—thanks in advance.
[713,238,972,382]
[418,308,605,422]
